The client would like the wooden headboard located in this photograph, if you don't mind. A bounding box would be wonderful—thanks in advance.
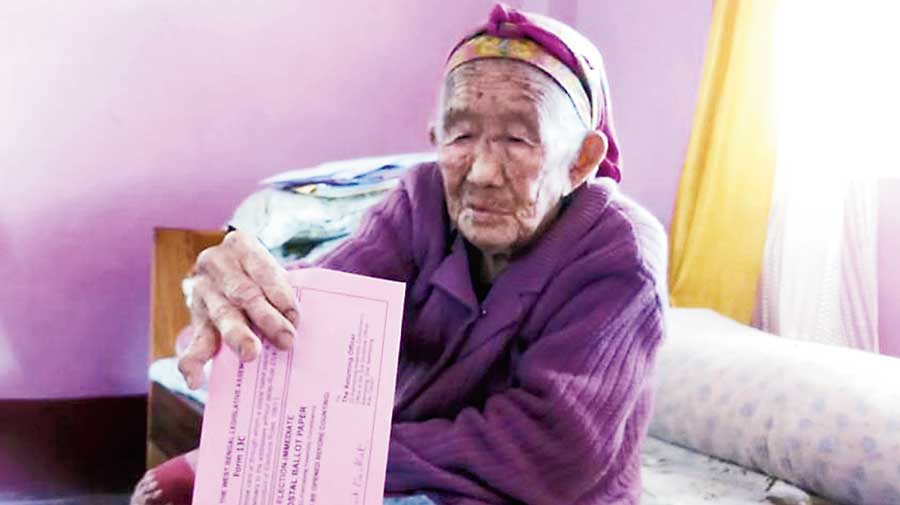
[149,228,226,360]
[147,228,225,469]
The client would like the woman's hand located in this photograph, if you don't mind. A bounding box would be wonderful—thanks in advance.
[177,230,299,389]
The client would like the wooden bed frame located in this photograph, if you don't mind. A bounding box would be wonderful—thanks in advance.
[146,228,225,469]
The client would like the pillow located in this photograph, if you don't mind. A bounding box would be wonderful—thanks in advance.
[232,152,437,250]
[229,187,385,247]
[651,308,900,505]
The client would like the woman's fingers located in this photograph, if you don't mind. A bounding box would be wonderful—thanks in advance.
[217,269,293,350]
[240,247,299,342]
[196,231,297,348]
[197,280,260,362]
[240,286,296,350]
[180,229,298,386]
[231,231,300,331]
[178,319,219,389]
[243,244,298,320]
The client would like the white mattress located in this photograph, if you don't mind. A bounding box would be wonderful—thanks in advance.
[641,437,821,505]
[149,356,209,404]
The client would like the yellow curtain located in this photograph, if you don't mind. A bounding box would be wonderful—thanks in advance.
[668,0,779,324]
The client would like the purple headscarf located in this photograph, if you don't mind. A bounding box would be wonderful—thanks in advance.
[446,3,622,182]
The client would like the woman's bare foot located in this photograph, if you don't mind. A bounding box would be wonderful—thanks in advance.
[130,470,169,505]
[130,449,198,505]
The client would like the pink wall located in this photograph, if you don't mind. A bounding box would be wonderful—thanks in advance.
[574,0,713,228]
[0,1,713,399]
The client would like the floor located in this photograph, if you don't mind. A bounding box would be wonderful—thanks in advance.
[0,396,146,505]
[0,492,129,505]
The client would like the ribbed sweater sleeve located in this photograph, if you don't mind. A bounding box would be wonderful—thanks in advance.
[385,267,665,504]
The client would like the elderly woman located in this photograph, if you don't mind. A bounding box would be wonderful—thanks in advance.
[134,4,667,505]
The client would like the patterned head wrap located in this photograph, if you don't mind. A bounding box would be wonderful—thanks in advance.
[445,3,621,182]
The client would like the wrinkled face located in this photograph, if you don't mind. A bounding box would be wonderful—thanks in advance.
[435,59,583,256]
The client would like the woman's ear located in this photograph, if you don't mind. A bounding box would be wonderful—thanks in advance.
[429,125,438,147]
[569,130,608,189]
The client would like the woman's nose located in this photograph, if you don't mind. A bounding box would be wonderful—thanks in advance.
[466,145,504,187]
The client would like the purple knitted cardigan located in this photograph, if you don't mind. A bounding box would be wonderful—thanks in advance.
[312,162,668,504]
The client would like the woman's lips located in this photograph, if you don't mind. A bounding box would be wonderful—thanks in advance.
[469,204,504,213]
[464,203,511,222]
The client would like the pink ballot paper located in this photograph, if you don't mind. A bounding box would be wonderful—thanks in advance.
[192,268,405,505]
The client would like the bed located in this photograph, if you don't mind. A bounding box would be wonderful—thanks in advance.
[649,309,900,505]
[146,307,835,504]
[146,231,850,505]
[145,156,898,504]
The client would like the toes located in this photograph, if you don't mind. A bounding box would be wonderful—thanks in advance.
[136,473,155,492]
[130,488,146,505]
[131,471,162,505]
[144,477,159,493]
